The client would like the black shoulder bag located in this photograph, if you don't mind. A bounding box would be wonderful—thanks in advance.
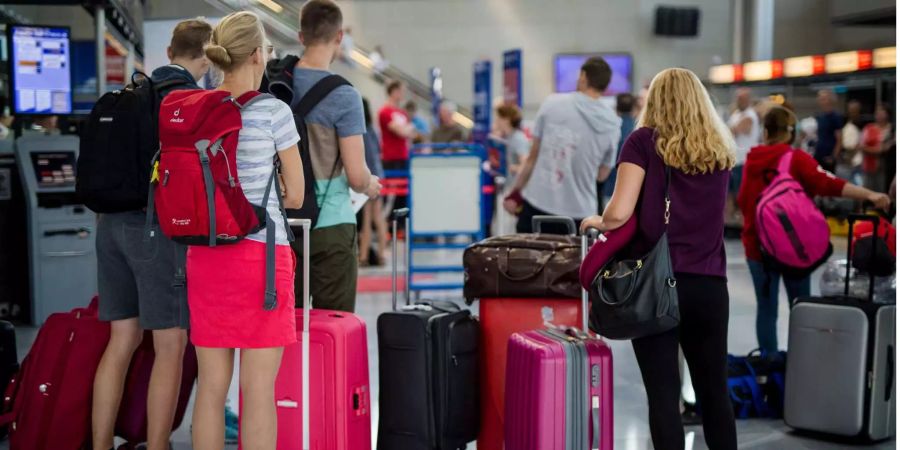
[588,166,680,340]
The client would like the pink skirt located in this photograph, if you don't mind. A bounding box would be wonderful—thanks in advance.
[187,240,297,348]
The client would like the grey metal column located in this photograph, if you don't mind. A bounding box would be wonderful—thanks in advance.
[732,0,744,63]
[95,5,106,95]
[750,0,774,61]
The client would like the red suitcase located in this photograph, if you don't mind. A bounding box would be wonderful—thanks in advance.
[240,219,372,450]
[115,332,198,444]
[478,297,582,450]
[1,298,110,450]
[475,217,587,450]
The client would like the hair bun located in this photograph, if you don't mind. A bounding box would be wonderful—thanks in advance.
[205,44,232,67]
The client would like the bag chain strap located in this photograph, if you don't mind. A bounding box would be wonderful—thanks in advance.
[664,166,672,226]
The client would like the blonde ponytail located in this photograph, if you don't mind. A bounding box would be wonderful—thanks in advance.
[204,11,264,72]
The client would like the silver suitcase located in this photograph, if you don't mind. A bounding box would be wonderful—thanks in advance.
[785,214,896,441]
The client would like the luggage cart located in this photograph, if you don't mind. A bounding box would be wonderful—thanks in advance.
[407,143,486,296]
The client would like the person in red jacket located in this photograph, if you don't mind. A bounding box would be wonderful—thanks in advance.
[737,105,890,352]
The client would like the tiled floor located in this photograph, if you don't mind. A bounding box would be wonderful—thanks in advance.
[1,239,894,450]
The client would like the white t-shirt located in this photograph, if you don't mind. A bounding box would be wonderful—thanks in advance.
[236,97,301,245]
[728,107,760,165]
[521,93,620,218]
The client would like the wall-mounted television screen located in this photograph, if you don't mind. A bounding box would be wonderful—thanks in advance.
[555,53,632,96]
[8,25,72,115]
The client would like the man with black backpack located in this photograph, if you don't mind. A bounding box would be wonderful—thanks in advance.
[286,0,381,312]
[84,19,212,450]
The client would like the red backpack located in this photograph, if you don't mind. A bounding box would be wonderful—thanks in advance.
[147,89,292,309]
[851,216,896,277]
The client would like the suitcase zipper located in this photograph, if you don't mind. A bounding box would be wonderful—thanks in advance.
[29,326,77,449]
[444,315,470,447]
[425,312,442,449]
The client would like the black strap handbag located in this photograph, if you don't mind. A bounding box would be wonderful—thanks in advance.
[588,167,680,340]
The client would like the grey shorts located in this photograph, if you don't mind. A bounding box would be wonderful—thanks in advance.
[97,211,189,329]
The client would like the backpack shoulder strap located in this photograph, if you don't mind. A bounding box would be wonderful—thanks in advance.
[293,74,351,117]
[777,149,794,173]
[235,91,275,109]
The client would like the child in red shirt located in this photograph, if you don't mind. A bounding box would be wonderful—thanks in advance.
[737,106,890,352]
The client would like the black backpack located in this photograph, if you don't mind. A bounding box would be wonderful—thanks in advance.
[261,56,350,227]
[76,72,190,213]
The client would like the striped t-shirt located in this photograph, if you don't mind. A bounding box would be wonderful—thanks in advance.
[237,96,300,245]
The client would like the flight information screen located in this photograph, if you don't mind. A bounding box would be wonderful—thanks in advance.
[555,53,633,96]
[9,26,72,115]
[30,152,76,188]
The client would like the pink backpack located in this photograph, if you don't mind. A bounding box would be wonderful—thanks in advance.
[756,150,832,275]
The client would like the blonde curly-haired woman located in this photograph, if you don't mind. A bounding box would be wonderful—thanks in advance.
[581,68,738,450]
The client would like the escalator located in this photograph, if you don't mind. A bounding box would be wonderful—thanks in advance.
[204,0,473,128]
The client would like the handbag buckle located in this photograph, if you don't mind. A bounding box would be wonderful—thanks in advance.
[667,277,677,288]
[664,198,671,225]
[602,259,642,280]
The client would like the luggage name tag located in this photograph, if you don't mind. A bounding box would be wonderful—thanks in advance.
[150,161,160,184]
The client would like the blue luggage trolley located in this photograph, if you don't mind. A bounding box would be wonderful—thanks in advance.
[406,143,486,295]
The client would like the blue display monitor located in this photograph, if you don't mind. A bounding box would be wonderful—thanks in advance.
[554,53,633,96]
[8,25,72,115]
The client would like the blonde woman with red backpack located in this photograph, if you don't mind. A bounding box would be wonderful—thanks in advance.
[183,12,304,450]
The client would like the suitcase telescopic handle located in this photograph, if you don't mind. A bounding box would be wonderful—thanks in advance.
[581,230,599,333]
[391,208,411,311]
[843,214,881,300]
[287,218,312,450]
[532,215,577,235]
[391,207,410,220]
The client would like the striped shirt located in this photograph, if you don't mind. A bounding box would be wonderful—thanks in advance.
[237,96,300,245]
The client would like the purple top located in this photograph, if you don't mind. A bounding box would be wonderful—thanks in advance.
[618,127,729,278]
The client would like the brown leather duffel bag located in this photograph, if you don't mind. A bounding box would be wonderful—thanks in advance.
[463,233,582,301]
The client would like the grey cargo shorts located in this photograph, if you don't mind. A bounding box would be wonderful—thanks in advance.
[96,211,189,329]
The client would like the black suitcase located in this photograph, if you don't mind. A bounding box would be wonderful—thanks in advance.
[785,214,895,441]
[0,320,16,439]
[377,209,479,450]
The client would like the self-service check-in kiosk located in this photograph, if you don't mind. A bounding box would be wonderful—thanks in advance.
[0,139,29,320]
[16,135,96,324]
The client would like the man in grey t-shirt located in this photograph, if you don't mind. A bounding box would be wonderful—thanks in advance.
[507,56,621,233]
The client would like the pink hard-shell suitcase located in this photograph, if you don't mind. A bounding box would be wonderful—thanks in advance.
[504,229,613,450]
[272,308,371,450]
[504,329,613,450]
[240,219,372,450]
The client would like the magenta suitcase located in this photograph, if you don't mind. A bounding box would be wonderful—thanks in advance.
[504,227,613,450]
[504,329,613,450]
[272,308,372,450]
[240,219,372,450]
